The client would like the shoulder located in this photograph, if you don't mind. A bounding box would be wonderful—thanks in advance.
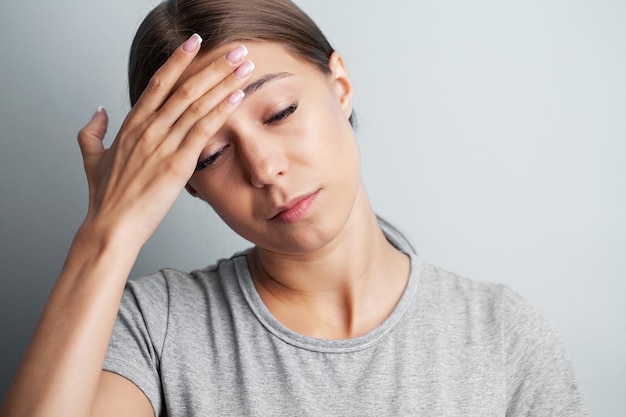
[415,258,566,348]
[104,256,246,417]
[414,258,507,329]
[116,251,249,330]
[415,257,554,326]
[109,251,249,355]
[124,251,248,299]
[415,259,588,415]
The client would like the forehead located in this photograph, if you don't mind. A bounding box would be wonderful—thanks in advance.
[178,41,319,87]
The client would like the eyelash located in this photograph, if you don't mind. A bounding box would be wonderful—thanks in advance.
[264,103,298,125]
[194,103,298,172]
[195,148,227,172]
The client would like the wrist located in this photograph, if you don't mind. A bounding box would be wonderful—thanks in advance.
[77,215,145,253]
[69,218,144,272]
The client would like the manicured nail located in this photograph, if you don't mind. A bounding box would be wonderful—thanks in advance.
[227,90,245,105]
[226,45,248,64]
[91,105,105,120]
[234,61,255,79]
[183,33,202,53]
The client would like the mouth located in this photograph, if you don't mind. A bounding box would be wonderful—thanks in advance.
[268,190,320,224]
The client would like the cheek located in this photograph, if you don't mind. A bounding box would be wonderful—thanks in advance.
[299,94,357,156]
[314,98,360,174]
[206,186,244,216]
[203,189,258,239]
[190,172,247,218]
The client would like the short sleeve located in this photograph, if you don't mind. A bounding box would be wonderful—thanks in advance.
[502,287,588,416]
[103,272,169,417]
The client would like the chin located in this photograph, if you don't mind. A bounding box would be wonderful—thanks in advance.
[233,210,347,255]
[222,179,362,255]
[254,222,337,255]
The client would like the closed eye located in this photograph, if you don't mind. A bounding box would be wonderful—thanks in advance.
[195,103,298,172]
[264,104,298,125]
[195,147,228,171]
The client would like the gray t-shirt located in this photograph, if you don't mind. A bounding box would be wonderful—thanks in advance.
[104,231,587,416]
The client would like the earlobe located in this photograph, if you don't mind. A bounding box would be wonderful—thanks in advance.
[328,52,353,119]
[185,183,199,198]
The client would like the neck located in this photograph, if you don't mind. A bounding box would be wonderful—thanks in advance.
[248,183,410,339]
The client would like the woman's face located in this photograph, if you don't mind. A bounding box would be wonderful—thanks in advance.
[184,42,360,254]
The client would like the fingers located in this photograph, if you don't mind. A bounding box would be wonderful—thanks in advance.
[167,60,254,137]
[131,33,203,118]
[77,106,108,159]
[144,44,255,162]
[97,36,255,184]
[154,45,253,130]
[124,36,253,156]
[177,89,246,159]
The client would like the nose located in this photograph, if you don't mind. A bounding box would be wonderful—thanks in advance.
[239,137,288,188]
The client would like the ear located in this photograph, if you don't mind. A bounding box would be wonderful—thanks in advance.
[328,52,353,120]
[185,183,200,198]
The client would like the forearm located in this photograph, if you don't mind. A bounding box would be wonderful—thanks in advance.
[0,223,142,417]
[1,31,249,416]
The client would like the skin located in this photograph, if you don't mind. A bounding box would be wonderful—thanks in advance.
[0,38,409,417]
[185,42,409,340]
[186,42,362,255]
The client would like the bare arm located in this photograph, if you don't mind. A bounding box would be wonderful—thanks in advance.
[0,35,253,417]
[0,223,148,416]
[91,372,154,417]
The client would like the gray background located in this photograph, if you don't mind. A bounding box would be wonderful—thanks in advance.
[1,0,624,414]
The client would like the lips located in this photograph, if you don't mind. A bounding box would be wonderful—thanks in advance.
[268,190,319,224]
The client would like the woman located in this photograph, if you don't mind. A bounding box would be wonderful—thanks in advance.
[1,0,587,416]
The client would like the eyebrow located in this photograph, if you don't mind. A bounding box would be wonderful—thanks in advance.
[242,72,293,97]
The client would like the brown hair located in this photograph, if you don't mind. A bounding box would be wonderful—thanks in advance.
[129,0,355,125]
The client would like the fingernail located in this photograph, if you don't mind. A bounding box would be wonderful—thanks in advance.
[227,90,245,105]
[92,105,105,120]
[234,61,255,79]
[226,45,248,64]
[183,33,202,53]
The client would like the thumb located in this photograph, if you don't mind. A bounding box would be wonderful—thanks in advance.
[77,106,108,158]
